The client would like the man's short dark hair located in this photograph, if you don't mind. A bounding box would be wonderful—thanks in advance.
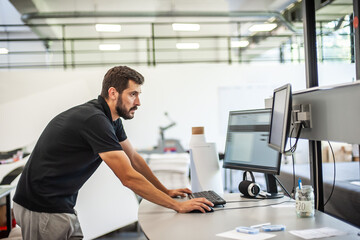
[100,66,144,99]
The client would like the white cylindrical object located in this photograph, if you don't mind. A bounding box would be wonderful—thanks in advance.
[189,126,206,146]
[189,126,223,194]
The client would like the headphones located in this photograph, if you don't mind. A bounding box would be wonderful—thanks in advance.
[238,171,261,198]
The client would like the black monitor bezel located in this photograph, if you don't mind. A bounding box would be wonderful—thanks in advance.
[222,108,282,175]
[268,84,292,154]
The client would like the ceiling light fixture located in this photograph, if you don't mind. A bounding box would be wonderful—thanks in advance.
[231,40,249,48]
[0,48,9,54]
[95,24,121,32]
[98,44,121,51]
[172,23,200,31]
[326,21,336,29]
[286,3,296,10]
[248,23,277,32]
[176,43,200,49]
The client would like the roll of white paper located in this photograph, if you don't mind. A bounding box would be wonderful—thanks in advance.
[189,142,223,194]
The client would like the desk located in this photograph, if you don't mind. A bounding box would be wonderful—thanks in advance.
[138,194,360,240]
[0,186,15,237]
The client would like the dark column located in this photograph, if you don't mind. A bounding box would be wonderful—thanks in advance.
[227,37,232,65]
[151,23,156,66]
[302,0,324,212]
[279,44,284,63]
[62,25,67,70]
[354,0,360,78]
[350,14,355,63]
[354,0,360,188]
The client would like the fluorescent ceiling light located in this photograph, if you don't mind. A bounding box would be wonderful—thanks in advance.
[176,43,200,49]
[286,3,295,10]
[249,23,277,32]
[99,44,121,51]
[0,48,9,54]
[231,40,249,48]
[95,24,121,32]
[326,21,336,29]
[172,23,200,31]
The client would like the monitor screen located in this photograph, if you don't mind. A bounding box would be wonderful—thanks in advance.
[268,84,292,153]
[223,109,281,175]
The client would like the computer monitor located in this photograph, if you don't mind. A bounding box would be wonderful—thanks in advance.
[223,109,283,198]
[268,84,292,154]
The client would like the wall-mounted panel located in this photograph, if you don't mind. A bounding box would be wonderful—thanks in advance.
[293,81,360,144]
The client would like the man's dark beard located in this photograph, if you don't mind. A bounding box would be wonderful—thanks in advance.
[116,98,137,120]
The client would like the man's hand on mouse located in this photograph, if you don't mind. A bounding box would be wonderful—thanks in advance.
[175,197,214,213]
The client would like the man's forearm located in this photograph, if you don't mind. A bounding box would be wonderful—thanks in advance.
[101,150,181,211]
[119,140,170,194]
[131,153,169,194]
[123,167,180,211]
[101,150,210,213]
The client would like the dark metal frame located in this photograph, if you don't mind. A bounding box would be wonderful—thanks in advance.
[0,16,354,69]
[354,0,360,79]
[301,0,360,212]
[302,0,325,212]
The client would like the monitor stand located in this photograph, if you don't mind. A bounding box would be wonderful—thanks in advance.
[264,174,284,199]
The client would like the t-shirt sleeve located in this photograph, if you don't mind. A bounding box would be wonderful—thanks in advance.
[115,118,127,142]
[81,114,123,154]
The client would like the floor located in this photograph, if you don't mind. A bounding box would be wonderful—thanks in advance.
[95,222,147,240]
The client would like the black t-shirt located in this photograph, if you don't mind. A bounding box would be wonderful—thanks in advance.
[14,96,127,213]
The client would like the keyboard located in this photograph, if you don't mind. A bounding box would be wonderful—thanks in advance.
[188,190,226,206]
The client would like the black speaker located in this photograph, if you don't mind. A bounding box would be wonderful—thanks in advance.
[238,171,261,197]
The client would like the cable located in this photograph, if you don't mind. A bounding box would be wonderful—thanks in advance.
[324,141,336,206]
[226,199,265,203]
[291,153,296,197]
[287,124,298,198]
[214,200,293,211]
[286,122,304,153]
[288,124,295,153]
[273,175,292,198]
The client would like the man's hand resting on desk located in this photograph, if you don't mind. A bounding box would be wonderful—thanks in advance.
[176,198,214,213]
[167,188,192,198]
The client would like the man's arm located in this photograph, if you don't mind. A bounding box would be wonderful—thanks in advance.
[99,150,213,213]
[120,139,190,197]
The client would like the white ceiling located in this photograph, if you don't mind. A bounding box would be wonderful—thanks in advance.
[0,0,355,68]
[7,0,298,37]
[10,0,295,14]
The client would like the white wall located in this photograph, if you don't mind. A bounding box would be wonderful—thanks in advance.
[0,69,104,151]
[0,63,355,153]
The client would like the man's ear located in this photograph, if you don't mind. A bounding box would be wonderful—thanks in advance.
[108,87,118,100]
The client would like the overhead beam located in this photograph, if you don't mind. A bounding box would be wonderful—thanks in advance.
[9,0,38,13]
[20,11,298,33]
[9,0,61,39]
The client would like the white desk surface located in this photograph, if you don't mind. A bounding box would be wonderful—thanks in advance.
[0,157,28,183]
[0,185,14,198]
[138,193,360,240]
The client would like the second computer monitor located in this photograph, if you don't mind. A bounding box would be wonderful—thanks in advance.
[223,109,282,197]
[268,84,292,154]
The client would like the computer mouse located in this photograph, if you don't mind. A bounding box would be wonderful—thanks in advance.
[190,206,214,213]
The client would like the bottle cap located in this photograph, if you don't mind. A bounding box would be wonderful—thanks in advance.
[192,127,204,135]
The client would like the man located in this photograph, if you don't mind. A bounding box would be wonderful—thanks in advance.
[13,66,213,239]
